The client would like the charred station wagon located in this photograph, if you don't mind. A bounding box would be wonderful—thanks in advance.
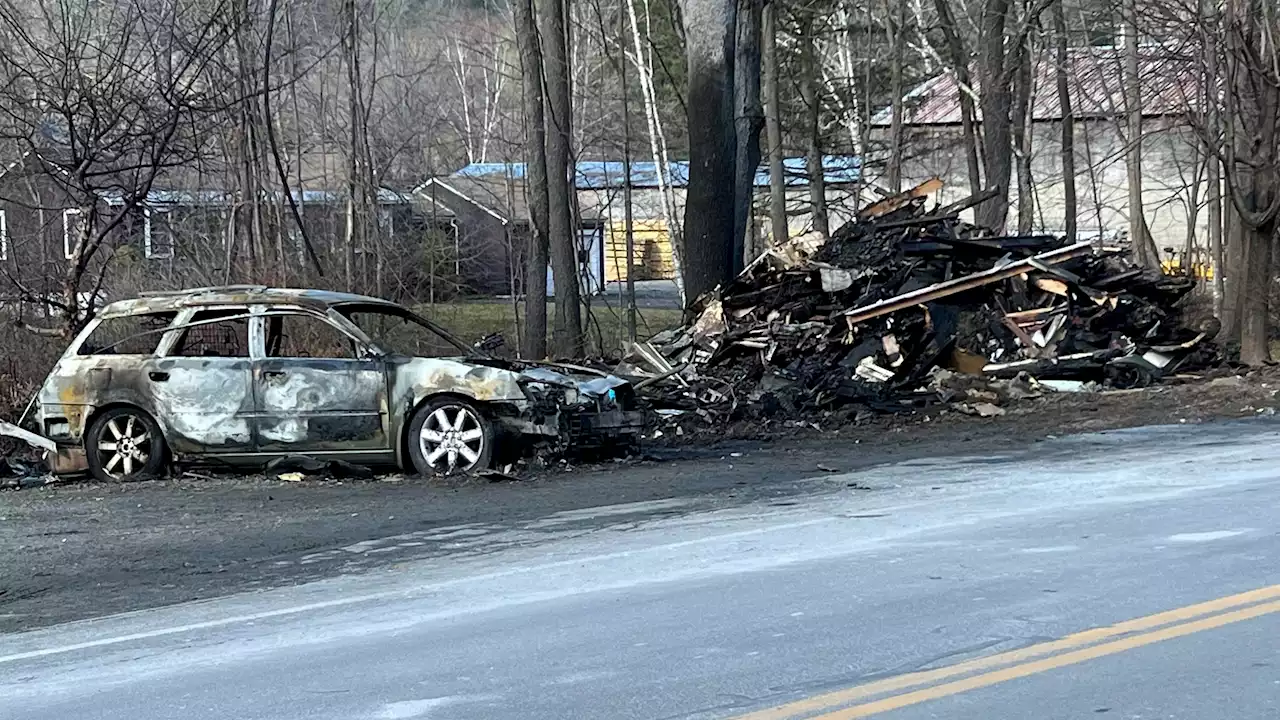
[35,286,643,482]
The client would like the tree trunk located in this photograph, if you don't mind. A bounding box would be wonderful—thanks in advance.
[619,6,637,343]
[540,0,583,356]
[1239,223,1272,365]
[798,16,828,237]
[1220,205,1244,342]
[932,0,982,196]
[885,0,908,193]
[1012,33,1035,234]
[975,0,1013,231]
[732,0,763,272]
[763,0,787,247]
[1122,0,1160,269]
[515,0,550,359]
[680,0,738,303]
[1052,0,1076,240]
[1202,0,1225,318]
[1208,151,1225,317]
[626,0,685,303]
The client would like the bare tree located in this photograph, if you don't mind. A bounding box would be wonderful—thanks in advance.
[1122,0,1161,269]
[797,8,828,238]
[732,0,764,271]
[1051,0,1076,241]
[0,0,237,335]
[930,0,983,196]
[1010,21,1035,234]
[541,0,584,355]
[763,0,788,246]
[1219,0,1280,363]
[515,0,550,359]
[681,0,738,301]
[885,0,909,193]
[625,0,685,302]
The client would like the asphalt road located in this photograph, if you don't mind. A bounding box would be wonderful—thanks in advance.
[3,420,1279,720]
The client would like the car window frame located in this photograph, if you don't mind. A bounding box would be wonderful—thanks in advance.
[331,302,473,358]
[157,305,255,359]
[73,311,180,357]
[253,306,376,361]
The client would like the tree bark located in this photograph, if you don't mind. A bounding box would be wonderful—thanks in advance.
[1208,149,1225,317]
[1221,205,1244,342]
[974,0,1013,231]
[1011,32,1035,234]
[680,0,738,303]
[732,0,763,272]
[763,0,787,247]
[885,0,908,193]
[1240,223,1272,365]
[540,0,584,356]
[798,15,828,237]
[1052,0,1076,240]
[515,0,549,359]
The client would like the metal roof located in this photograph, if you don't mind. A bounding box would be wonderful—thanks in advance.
[871,44,1197,127]
[101,188,410,207]
[99,286,400,318]
[444,156,862,190]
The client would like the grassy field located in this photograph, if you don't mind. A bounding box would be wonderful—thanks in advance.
[414,300,684,357]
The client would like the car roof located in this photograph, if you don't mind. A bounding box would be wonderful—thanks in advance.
[97,286,403,318]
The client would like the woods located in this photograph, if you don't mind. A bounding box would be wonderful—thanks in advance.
[0,0,1276,363]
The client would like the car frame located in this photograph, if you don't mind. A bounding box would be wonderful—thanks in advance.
[34,286,644,481]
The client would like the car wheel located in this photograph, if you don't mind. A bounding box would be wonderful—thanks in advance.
[85,407,167,483]
[408,398,494,476]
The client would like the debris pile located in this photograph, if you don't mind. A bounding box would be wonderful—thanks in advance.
[621,181,1219,428]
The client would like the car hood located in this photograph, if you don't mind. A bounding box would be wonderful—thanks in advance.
[465,357,631,397]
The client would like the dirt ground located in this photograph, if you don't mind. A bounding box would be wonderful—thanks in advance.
[2,368,1278,634]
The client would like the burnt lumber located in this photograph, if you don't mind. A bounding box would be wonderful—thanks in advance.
[622,181,1218,427]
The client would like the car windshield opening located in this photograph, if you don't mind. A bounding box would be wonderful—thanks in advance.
[341,306,469,358]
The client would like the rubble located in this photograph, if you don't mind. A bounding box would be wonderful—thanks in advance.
[621,181,1219,429]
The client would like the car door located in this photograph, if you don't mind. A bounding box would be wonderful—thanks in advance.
[147,307,256,454]
[252,308,390,453]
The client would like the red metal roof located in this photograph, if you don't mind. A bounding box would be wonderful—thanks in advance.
[873,44,1199,127]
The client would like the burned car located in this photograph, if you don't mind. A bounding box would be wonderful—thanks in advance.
[33,286,643,481]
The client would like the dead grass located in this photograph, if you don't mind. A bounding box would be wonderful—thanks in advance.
[415,301,684,357]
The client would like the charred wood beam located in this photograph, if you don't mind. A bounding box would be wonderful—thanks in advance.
[842,241,1099,326]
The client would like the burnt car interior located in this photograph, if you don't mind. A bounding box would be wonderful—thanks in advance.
[338,305,471,359]
[265,314,361,359]
[78,312,177,355]
[171,310,250,357]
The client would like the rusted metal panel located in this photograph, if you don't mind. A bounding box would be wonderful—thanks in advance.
[48,446,88,474]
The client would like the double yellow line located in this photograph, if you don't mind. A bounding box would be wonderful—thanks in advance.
[737,584,1280,720]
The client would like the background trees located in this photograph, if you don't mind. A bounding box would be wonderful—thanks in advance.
[0,0,1271,362]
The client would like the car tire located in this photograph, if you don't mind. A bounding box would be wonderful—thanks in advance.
[408,397,494,476]
[85,407,168,483]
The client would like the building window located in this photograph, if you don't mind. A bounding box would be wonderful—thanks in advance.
[63,208,83,260]
[0,208,7,261]
[143,207,174,259]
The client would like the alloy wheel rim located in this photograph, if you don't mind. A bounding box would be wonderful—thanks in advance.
[98,415,151,478]
[419,405,484,473]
